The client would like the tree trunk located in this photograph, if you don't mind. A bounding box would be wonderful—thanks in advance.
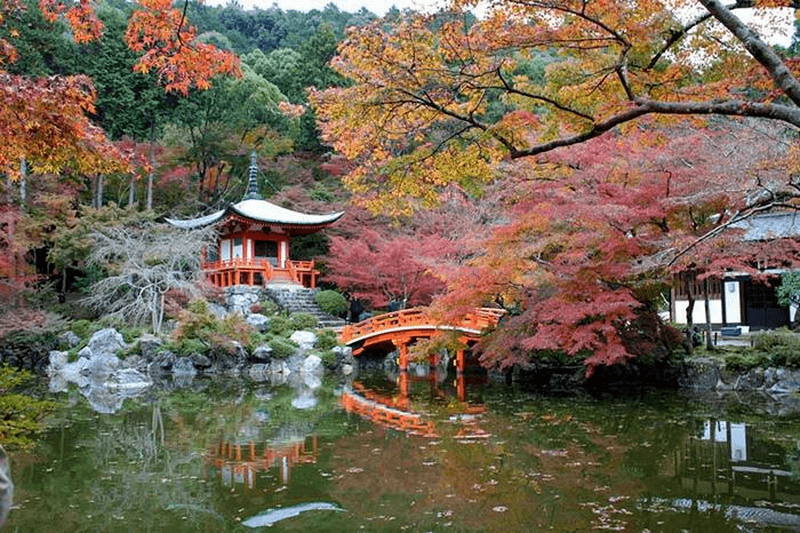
[703,278,715,350]
[19,158,26,210]
[685,275,696,354]
[128,174,136,207]
[146,121,155,211]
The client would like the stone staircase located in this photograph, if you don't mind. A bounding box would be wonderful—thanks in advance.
[265,285,345,329]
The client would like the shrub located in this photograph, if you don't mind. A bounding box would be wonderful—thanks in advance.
[318,349,337,367]
[171,337,207,357]
[316,329,339,351]
[315,290,347,317]
[268,315,292,336]
[68,319,100,340]
[251,299,280,315]
[752,329,800,352]
[269,337,298,359]
[724,352,770,372]
[172,298,254,356]
[290,313,318,330]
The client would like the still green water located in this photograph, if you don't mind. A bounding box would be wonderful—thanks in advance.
[6,371,800,532]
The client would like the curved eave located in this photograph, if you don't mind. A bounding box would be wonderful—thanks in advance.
[165,209,226,230]
[230,199,344,227]
[165,199,344,231]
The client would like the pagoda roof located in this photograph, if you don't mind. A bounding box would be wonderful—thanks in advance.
[166,198,344,230]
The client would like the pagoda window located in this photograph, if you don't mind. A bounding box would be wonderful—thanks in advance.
[220,239,231,261]
[233,237,243,259]
[254,240,278,266]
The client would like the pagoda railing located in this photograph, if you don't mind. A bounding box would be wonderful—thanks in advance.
[201,258,319,288]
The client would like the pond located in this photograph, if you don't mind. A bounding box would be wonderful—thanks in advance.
[5,368,800,532]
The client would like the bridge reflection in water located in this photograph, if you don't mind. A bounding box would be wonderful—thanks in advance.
[340,371,490,439]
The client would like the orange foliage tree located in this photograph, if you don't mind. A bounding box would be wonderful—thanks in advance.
[312,0,800,373]
[0,0,239,318]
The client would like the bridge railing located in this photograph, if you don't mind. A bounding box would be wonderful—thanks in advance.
[340,307,504,344]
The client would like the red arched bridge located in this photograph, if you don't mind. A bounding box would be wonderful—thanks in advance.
[339,307,504,372]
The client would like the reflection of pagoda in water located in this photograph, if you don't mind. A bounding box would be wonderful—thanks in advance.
[678,420,800,503]
[209,436,318,492]
[340,371,489,438]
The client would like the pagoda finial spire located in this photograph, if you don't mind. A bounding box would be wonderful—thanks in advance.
[243,151,262,200]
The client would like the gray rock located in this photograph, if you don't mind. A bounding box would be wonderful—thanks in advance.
[251,344,272,362]
[56,357,91,388]
[78,346,93,359]
[290,330,317,350]
[207,302,229,320]
[246,313,270,332]
[138,334,163,360]
[48,350,69,373]
[269,360,291,375]
[86,354,123,382]
[149,350,176,375]
[58,331,81,348]
[191,353,212,368]
[87,328,127,358]
[248,364,272,381]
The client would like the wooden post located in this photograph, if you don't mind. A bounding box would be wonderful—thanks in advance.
[394,337,410,371]
[456,348,465,374]
[456,373,466,402]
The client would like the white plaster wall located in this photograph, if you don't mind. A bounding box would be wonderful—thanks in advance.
[724,281,741,324]
[220,238,231,261]
[674,299,724,324]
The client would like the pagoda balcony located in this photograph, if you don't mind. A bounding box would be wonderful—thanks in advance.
[201,258,319,289]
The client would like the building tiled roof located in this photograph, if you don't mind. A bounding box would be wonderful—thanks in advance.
[734,211,800,241]
[165,198,344,230]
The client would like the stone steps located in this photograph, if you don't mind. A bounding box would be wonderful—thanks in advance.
[265,285,345,329]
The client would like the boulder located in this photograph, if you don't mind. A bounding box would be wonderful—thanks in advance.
[48,350,69,373]
[149,350,176,375]
[207,302,229,320]
[86,328,127,358]
[137,334,163,360]
[290,330,317,351]
[246,313,270,332]
[251,344,272,362]
[191,353,212,369]
[58,331,81,348]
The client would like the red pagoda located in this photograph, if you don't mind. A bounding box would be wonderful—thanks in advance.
[166,153,343,289]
